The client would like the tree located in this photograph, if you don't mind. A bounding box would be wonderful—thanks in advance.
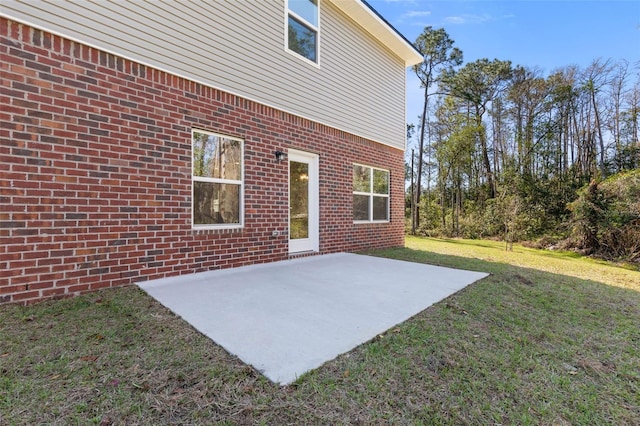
[583,58,613,177]
[441,58,513,199]
[411,27,462,234]
[433,97,476,235]
[410,48,637,251]
[506,66,552,177]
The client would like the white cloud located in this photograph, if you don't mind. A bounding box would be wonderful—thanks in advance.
[443,13,493,25]
[443,16,465,25]
[403,10,431,18]
[393,9,432,27]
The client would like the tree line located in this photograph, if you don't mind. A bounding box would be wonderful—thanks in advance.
[407,27,639,262]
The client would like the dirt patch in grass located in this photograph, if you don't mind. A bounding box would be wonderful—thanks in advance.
[1,238,639,424]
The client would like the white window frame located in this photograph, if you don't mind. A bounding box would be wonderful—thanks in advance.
[353,163,390,224]
[191,129,244,230]
[284,0,321,67]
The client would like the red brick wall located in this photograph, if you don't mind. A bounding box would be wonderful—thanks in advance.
[0,18,405,304]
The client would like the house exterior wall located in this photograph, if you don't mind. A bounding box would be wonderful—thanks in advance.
[1,0,407,151]
[0,18,405,304]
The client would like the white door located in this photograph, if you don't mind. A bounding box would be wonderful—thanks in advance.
[288,150,319,253]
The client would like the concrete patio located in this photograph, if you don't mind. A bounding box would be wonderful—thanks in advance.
[138,253,488,385]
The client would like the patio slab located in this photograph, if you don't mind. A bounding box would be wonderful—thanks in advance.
[138,253,488,385]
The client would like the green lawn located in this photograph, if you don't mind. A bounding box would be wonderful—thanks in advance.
[402,236,639,290]
[1,237,639,425]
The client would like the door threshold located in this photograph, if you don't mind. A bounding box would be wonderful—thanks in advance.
[288,250,319,259]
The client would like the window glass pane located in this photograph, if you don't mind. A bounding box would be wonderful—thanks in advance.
[288,16,317,62]
[353,194,369,221]
[192,131,241,180]
[289,0,317,26]
[373,169,389,194]
[372,196,389,221]
[290,161,309,239]
[353,165,370,192]
[193,181,240,225]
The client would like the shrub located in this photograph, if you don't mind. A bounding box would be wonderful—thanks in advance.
[568,170,640,261]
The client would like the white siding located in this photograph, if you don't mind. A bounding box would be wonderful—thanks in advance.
[2,0,407,150]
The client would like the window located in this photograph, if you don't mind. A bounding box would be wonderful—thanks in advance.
[287,0,319,63]
[353,164,389,222]
[192,130,243,228]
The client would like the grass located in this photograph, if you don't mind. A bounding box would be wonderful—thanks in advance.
[403,236,640,290]
[1,237,639,425]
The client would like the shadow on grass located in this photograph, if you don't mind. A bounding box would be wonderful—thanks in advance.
[414,236,639,271]
[364,245,639,294]
[417,236,503,251]
[363,245,521,275]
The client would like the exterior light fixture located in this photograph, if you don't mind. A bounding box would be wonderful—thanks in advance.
[274,150,287,162]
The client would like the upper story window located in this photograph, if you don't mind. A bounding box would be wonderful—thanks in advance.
[192,130,244,229]
[353,164,390,223]
[287,0,319,63]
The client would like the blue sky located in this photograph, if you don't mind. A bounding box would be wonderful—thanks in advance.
[367,0,640,125]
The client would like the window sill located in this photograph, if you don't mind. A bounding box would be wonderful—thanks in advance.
[192,224,244,232]
[285,48,320,68]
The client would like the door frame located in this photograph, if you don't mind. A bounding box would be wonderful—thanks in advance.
[288,149,319,254]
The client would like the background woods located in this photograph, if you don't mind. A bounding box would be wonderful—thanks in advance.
[407,27,640,262]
